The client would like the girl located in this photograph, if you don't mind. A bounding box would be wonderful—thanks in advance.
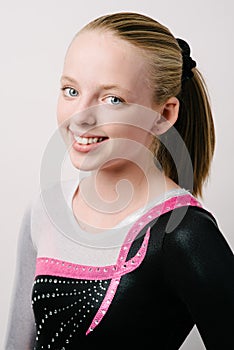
[4,12,234,350]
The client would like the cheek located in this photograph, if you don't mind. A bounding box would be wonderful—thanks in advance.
[56,95,74,126]
[106,125,152,145]
[56,95,65,126]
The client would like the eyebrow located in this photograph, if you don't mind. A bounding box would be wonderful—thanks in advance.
[101,84,131,94]
[60,76,78,84]
[60,76,131,94]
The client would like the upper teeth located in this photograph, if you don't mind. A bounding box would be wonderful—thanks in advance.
[74,136,104,145]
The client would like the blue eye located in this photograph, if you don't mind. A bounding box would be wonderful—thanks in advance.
[105,96,123,105]
[61,87,78,97]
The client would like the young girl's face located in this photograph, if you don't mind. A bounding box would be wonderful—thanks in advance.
[57,30,160,171]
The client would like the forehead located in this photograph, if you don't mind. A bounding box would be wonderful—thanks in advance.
[65,29,144,64]
[63,30,149,88]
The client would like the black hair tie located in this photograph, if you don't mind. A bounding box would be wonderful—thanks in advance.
[176,38,197,82]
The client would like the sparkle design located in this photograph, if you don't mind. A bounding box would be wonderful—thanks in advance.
[32,193,202,348]
[32,277,109,349]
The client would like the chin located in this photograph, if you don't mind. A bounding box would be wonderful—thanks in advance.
[68,149,101,172]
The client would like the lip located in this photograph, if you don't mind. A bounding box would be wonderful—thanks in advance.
[69,129,107,138]
[69,131,109,153]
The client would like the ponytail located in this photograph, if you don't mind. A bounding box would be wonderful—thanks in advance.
[157,68,215,198]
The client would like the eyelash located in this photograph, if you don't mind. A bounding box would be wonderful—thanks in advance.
[60,86,125,105]
[105,96,124,105]
[60,87,78,97]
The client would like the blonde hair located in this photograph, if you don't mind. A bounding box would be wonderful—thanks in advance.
[78,12,215,199]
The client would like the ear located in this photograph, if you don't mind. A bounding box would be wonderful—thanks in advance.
[152,97,179,135]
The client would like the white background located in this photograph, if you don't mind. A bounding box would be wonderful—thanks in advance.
[0,1,233,349]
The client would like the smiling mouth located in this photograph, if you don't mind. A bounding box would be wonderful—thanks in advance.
[73,135,109,145]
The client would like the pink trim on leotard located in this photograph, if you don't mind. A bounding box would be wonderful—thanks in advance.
[87,193,202,334]
[35,228,150,280]
[35,193,202,335]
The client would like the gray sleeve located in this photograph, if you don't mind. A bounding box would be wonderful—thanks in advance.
[4,203,37,350]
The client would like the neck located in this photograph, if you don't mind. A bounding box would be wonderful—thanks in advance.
[79,154,169,215]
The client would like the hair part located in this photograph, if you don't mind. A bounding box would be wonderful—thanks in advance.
[77,12,215,198]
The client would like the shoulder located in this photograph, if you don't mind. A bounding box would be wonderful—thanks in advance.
[31,178,78,214]
[164,205,219,237]
[29,179,78,243]
[159,205,233,259]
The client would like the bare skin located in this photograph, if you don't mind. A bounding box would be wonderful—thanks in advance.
[57,30,180,232]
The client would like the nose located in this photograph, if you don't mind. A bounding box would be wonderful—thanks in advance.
[69,99,99,136]
[71,93,99,126]
[73,106,97,126]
